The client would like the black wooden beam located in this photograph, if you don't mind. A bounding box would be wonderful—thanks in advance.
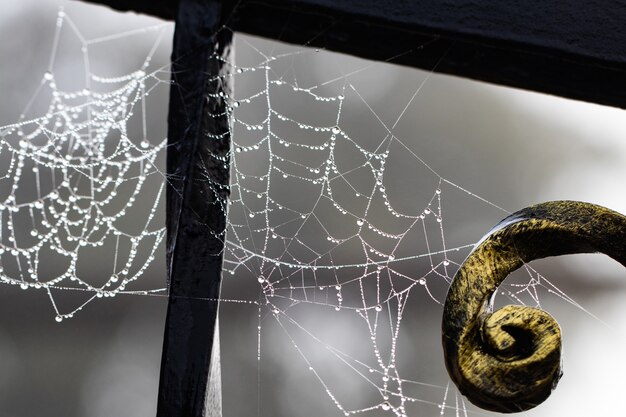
[81,0,178,20]
[157,0,232,416]
[80,0,626,110]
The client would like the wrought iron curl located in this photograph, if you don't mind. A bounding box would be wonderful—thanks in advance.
[442,201,626,413]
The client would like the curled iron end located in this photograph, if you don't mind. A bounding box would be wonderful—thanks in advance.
[442,201,626,412]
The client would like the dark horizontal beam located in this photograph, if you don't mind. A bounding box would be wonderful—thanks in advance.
[80,0,626,107]
[81,0,178,20]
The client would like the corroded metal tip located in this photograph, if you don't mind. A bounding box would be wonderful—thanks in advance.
[442,201,626,413]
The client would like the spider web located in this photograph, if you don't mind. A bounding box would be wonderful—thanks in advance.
[0,8,171,321]
[217,34,567,417]
[1,5,623,417]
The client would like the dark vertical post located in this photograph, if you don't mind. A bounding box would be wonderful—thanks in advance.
[157,0,232,416]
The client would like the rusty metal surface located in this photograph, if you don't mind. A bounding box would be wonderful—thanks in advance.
[442,201,626,412]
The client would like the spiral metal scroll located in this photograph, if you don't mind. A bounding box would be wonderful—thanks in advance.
[442,201,626,413]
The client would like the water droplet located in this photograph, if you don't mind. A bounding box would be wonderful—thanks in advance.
[356,219,364,226]
[375,305,382,312]
[55,315,63,323]
[258,276,265,283]
[381,402,391,411]
[331,127,340,134]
